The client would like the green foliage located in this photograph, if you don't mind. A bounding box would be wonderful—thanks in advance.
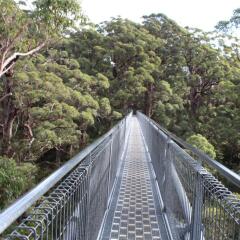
[97,73,110,89]
[0,0,82,46]
[187,134,216,159]
[0,0,83,78]
[33,0,82,34]
[0,9,240,209]
[80,110,95,126]
[216,8,240,32]
[112,111,122,119]
[99,98,111,116]
[0,157,37,209]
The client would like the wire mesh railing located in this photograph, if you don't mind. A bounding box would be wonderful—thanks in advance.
[0,112,132,240]
[1,111,239,240]
[137,111,240,240]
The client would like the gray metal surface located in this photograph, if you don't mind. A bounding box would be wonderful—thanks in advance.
[137,111,240,240]
[101,117,165,240]
[0,113,132,240]
[0,115,130,235]
[1,111,240,240]
[138,112,240,188]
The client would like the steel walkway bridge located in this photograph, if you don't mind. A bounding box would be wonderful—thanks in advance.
[0,112,239,240]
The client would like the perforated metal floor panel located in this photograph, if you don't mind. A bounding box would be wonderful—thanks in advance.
[100,117,168,240]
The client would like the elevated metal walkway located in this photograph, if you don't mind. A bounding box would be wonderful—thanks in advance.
[100,117,169,239]
[0,112,239,240]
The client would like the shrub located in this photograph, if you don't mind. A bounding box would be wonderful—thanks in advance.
[187,134,216,159]
[0,157,37,209]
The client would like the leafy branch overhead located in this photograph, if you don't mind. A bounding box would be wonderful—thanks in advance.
[216,8,240,32]
[0,0,82,78]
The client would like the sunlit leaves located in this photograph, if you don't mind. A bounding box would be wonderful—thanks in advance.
[0,157,37,208]
[187,134,216,159]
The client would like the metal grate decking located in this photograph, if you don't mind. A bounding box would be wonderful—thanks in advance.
[100,117,169,240]
[2,113,239,240]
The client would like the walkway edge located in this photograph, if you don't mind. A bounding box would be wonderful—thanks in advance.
[138,120,174,240]
[97,117,133,240]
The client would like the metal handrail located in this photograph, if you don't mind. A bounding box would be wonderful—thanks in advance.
[137,111,240,240]
[137,111,240,189]
[0,112,132,235]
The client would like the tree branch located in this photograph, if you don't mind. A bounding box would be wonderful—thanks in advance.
[0,93,13,102]
[0,39,10,71]
[24,123,35,147]
[0,41,47,78]
[24,123,34,138]
[1,31,26,70]
[0,61,16,78]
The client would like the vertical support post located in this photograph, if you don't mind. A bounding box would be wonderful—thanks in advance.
[162,138,172,209]
[85,154,92,240]
[190,172,203,240]
[122,119,126,155]
[107,134,113,205]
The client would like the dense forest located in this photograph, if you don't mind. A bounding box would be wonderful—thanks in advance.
[0,0,239,209]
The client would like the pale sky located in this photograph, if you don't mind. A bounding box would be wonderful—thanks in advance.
[81,0,239,31]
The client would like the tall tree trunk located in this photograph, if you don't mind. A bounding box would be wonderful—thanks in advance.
[144,83,154,117]
[189,87,201,116]
[1,74,18,156]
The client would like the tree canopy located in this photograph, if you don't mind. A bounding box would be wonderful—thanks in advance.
[0,0,82,78]
[0,2,239,208]
[216,8,240,32]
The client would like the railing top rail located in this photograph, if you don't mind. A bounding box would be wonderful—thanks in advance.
[137,111,240,188]
[0,112,132,234]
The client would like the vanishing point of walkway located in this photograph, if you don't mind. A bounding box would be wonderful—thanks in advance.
[100,117,169,240]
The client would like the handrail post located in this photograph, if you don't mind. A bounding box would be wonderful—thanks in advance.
[107,133,113,205]
[162,138,172,210]
[85,153,92,240]
[190,171,203,240]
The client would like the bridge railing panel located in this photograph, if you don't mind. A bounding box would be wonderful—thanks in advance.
[137,111,240,240]
[87,136,112,240]
[0,112,132,240]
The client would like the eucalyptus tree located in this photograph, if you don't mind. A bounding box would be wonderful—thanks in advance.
[0,0,82,78]
[53,33,120,136]
[142,14,187,127]
[0,0,82,156]
[97,18,164,115]
[216,8,240,32]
